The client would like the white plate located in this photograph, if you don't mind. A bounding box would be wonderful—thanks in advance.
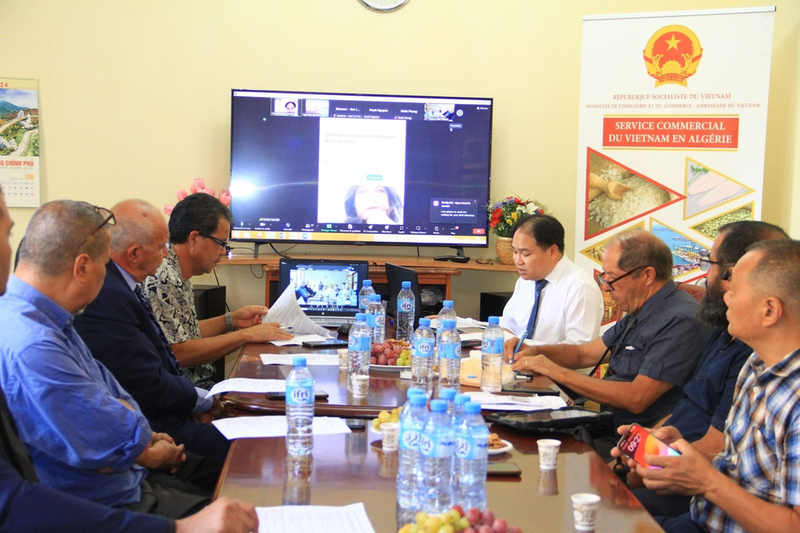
[369,364,411,371]
[488,439,513,455]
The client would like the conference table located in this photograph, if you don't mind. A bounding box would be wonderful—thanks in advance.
[216,341,664,532]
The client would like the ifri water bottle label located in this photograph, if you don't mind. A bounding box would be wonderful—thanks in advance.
[455,436,488,460]
[400,429,421,451]
[419,433,454,458]
[440,343,461,359]
[481,338,503,354]
[348,335,370,351]
[399,299,413,312]
[286,384,313,406]
[360,297,370,310]
[412,339,434,357]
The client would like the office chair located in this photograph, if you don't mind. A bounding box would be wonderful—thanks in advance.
[385,263,423,327]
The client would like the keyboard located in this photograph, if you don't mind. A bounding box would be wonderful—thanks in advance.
[309,316,356,327]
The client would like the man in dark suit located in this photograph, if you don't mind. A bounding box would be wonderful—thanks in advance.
[74,199,229,463]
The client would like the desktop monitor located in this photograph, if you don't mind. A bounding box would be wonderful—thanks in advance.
[229,89,493,249]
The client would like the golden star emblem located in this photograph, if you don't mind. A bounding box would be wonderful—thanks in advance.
[665,34,681,50]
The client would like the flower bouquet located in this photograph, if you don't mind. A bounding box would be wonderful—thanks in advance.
[487,196,545,264]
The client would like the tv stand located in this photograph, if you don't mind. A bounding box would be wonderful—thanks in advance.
[253,242,290,259]
[434,246,470,264]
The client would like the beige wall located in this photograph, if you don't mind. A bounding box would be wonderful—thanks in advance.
[3,0,798,317]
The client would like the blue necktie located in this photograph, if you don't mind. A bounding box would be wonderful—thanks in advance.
[134,285,185,377]
[523,279,548,342]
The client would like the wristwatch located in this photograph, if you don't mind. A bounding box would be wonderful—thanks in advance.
[225,312,234,332]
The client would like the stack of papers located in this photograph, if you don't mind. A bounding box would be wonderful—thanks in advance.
[212,416,352,440]
[465,392,567,411]
[264,285,333,337]
[430,317,488,330]
[208,378,286,396]
[256,503,375,533]
[260,353,339,366]
[271,334,329,346]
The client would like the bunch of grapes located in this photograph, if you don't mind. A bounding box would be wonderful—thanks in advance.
[371,406,401,431]
[398,505,522,533]
[370,339,411,366]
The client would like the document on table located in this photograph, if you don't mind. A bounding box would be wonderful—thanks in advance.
[257,502,375,533]
[459,330,516,342]
[264,285,333,337]
[207,378,286,397]
[271,334,328,346]
[465,391,567,411]
[212,416,352,440]
[260,353,339,365]
[431,316,488,330]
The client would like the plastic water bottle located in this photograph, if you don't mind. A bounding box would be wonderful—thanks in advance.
[480,316,504,393]
[286,356,314,455]
[396,281,415,343]
[435,300,457,355]
[400,388,425,422]
[347,313,371,393]
[419,399,454,514]
[437,319,461,395]
[397,394,429,511]
[411,318,436,398]
[453,393,470,428]
[358,280,375,313]
[454,401,489,510]
[367,294,386,343]
[439,388,456,414]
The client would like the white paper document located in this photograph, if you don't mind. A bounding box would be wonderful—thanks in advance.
[264,285,334,337]
[260,353,339,366]
[212,416,352,440]
[207,378,286,397]
[256,502,375,533]
[271,334,328,346]
[431,316,488,330]
[459,330,515,342]
[465,392,567,411]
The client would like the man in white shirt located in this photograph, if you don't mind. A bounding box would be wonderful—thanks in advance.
[501,214,603,358]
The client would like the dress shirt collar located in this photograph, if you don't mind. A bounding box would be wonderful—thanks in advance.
[632,280,677,322]
[749,347,800,379]
[6,275,73,331]
[112,260,140,292]
[542,255,568,285]
[165,244,188,287]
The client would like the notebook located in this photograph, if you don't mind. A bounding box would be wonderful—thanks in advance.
[278,259,370,326]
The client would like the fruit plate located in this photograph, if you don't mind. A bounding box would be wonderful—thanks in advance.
[488,440,513,455]
[369,364,411,371]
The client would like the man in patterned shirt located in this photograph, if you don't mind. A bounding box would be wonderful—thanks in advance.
[626,239,800,533]
[144,194,292,389]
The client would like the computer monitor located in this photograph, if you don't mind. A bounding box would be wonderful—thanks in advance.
[278,258,369,321]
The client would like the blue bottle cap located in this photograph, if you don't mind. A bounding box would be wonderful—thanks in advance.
[430,399,447,412]
[488,316,500,325]
[455,394,470,406]
[355,313,367,322]
[407,388,425,398]
[369,294,381,301]
[292,356,307,367]
[410,395,427,407]
[419,318,431,327]
[464,401,482,414]
[442,319,457,328]
[439,388,456,400]
[443,300,454,308]
[363,280,372,286]
[401,281,411,289]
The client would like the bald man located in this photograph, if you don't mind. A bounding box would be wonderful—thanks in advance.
[75,200,230,464]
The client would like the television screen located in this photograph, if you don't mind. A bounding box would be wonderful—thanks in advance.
[229,89,493,248]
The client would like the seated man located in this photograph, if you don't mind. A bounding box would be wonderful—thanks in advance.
[74,200,230,463]
[0,200,206,517]
[629,220,789,518]
[510,230,707,428]
[500,214,603,353]
[144,193,292,389]
[0,191,257,532]
[621,240,800,533]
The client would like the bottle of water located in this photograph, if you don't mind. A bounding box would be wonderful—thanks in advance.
[358,280,375,313]
[435,300,457,355]
[347,313,371,393]
[419,399,454,514]
[439,388,456,414]
[400,388,425,423]
[397,394,429,511]
[454,401,489,510]
[411,318,436,398]
[286,356,314,455]
[396,281,415,343]
[366,294,386,343]
[437,319,461,395]
[480,316,504,393]
[452,393,470,428]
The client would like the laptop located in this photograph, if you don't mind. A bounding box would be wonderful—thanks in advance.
[278,258,370,327]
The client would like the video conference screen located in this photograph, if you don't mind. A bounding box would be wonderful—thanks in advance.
[229,89,493,247]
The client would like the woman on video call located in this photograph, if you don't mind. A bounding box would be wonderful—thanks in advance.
[344,184,403,225]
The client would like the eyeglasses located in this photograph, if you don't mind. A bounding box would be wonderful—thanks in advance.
[76,204,116,254]
[198,231,233,253]
[595,265,648,291]
[698,257,729,273]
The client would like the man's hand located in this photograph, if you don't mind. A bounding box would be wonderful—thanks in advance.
[503,337,520,363]
[137,432,186,473]
[175,497,258,533]
[511,354,559,377]
[231,305,269,329]
[243,322,293,343]
[638,439,718,497]
[195,398,226,424]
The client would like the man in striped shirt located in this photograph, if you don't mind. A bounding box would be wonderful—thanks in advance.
[630,239,800,533]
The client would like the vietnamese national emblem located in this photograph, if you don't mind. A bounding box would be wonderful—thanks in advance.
[643,25,702,87]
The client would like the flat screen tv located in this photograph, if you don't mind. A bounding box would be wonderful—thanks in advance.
[228,89,493,251]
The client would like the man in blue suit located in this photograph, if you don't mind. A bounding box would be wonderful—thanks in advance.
[74,199,229,463]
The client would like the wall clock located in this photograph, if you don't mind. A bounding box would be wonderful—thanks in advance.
[358,0,410,13]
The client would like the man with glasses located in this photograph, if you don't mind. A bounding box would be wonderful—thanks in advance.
[74,200,231,465]
[144,193,292,389]
[0,200,215,518]
[612,220,789,520]
[509,230,707,431]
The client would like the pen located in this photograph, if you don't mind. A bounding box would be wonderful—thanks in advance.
[511,331,528,363]
[280,326,293,331]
